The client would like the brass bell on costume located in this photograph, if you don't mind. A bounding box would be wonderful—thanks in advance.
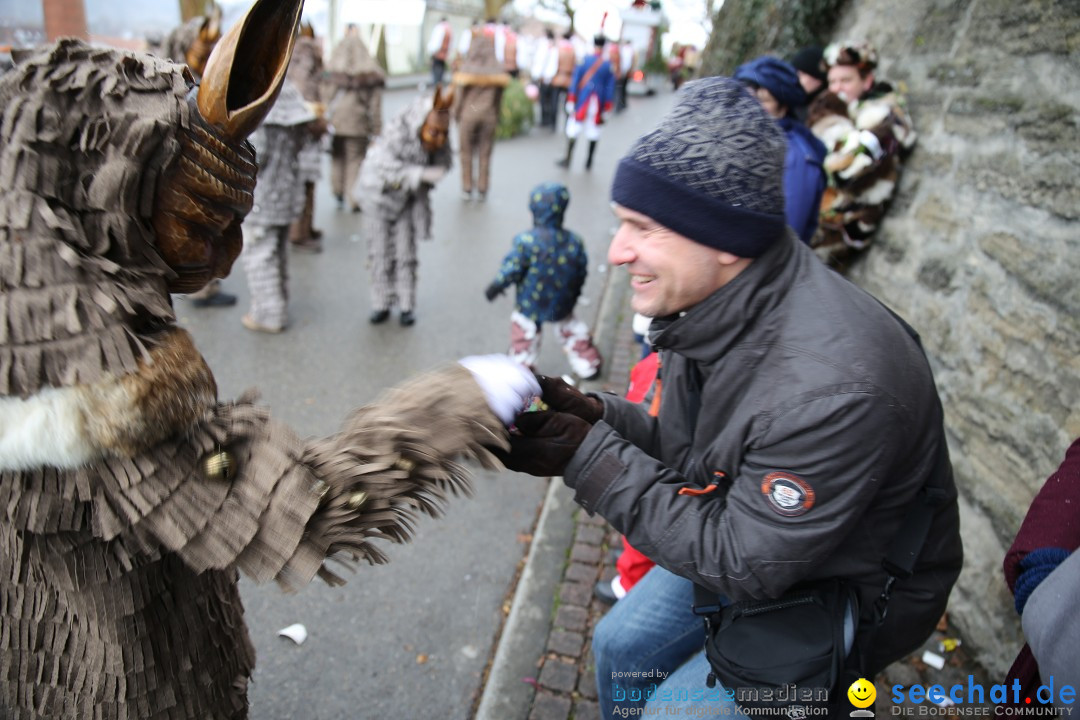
[347,490,368,510]
[203,450,236,481]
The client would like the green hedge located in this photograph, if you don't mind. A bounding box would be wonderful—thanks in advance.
[497,78,535,140]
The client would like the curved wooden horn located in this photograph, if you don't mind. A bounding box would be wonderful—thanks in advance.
[197,0,305,140]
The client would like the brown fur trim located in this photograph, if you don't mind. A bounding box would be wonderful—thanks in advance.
[81,328,216,457]
[452,71,511,88]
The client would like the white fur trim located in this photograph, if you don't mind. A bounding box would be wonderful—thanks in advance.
[855,101,890,130]
[0,386,106,470]
[838,153,873,180]
[859,178,896,206]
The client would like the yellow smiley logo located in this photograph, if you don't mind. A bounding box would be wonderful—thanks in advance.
[847,677,876,709]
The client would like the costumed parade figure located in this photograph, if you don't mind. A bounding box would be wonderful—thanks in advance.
[286,22,328,252]
[324,25,385,213]
[557,33,616,171]
[355,86,455,327]
[0,2,538,717]
[452,22,510,202]
[159,2,221,79]
[484,182,602,380]
[239,79,316,334]
[810,40,917,272]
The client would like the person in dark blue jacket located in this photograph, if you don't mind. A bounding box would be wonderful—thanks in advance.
[735,56,827,245]
[485,182,603,380]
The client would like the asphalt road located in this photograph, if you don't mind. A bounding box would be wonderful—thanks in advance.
[175,82,675,720]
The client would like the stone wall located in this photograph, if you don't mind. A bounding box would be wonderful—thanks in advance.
[832,0,1079,676]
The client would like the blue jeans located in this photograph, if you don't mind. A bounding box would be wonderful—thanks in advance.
[593,566,743,717]
[594,567,859,717]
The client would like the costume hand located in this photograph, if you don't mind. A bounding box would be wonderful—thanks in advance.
[484,283,503,302]
[458,355,541,426]
[307,117,329,138]
[537,374,603,424]
[420,166,447,186]
[499,410,590,476]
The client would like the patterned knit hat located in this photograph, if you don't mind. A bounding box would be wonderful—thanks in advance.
[610,76,787,257]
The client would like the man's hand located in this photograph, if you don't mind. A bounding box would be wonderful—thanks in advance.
[499,410,591,477]
[537,375,603,424]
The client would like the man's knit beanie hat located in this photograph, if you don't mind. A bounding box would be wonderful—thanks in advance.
[790,46,826,82]
[611,76,786,257]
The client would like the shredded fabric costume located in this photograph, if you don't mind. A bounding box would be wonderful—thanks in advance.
[323,31,384,210]
[0,39,506,720]
[355,93,452,315]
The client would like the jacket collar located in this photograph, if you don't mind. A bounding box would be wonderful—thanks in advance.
[649,231,801,364]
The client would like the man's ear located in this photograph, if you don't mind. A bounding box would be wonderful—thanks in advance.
[717,251,742,267]
[196,0,305,140]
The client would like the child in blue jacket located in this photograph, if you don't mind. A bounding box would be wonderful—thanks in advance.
[485,182,602,380]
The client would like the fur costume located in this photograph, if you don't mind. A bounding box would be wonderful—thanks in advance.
[0,29,507,720]
[809,49,917,271]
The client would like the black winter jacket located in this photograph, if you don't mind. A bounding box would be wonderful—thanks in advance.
[564,233,963,674]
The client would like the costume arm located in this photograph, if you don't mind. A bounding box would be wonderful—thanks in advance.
[565,390,902,600]
[92,365,507,591]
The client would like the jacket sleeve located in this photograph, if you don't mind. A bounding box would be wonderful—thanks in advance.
[492,233,530,289]
[603,66,616,114]
[91,365,508,591]
[568,63,583,104]
[565,389,903,600]
[782,134,826,244]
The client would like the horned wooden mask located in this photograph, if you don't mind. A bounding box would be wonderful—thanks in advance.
[152,0,305,293]
[420,84,454,153]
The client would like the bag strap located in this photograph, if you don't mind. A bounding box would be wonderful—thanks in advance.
[575,55,605,97]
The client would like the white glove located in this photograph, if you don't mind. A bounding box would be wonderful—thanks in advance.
[458,355,541,426]
[565,101,575,115]
[420,166,446,185]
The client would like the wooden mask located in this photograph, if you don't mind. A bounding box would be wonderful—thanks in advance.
[152,0,305,293]
[420,84,454,153]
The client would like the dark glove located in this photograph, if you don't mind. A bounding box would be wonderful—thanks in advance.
[537,374,603,424]
[484,283,502,302]
[498,410,591,477]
